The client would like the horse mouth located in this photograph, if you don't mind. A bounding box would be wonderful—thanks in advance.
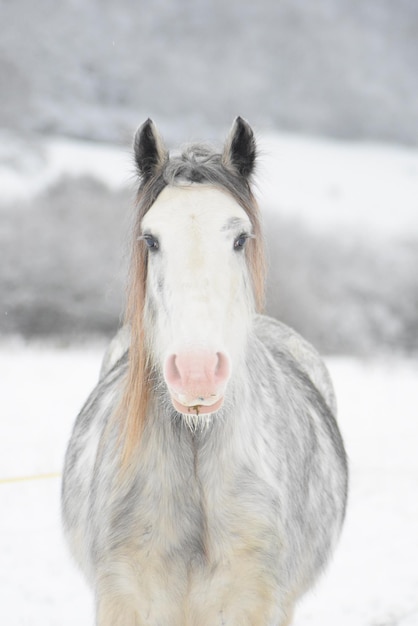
[170,394,224,416]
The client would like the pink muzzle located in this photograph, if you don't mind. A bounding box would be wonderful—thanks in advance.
[164,350,230,415]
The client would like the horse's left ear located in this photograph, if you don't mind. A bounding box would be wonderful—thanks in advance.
[134,119,168,182]
[222,117,256,179]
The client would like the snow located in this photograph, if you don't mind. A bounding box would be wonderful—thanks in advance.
[0,135,133,203]
[1,343,417,625]
[257,134,418,240]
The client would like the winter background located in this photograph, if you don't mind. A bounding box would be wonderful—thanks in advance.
[1,1,417,624]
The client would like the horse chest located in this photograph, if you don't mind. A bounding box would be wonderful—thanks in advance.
[129,437,279,575]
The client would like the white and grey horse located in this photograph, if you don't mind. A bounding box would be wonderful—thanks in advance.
[62,118,348,626]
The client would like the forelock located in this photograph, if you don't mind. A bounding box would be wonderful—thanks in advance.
[163,144,225,185]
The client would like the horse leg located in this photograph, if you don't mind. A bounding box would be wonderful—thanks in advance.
[96,594,140,626]
[280,607,294,626]
[94,556,187,626]
[188,565,292,626]
[95,562,141,626]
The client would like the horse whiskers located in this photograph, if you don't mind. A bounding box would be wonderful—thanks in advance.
[181,411,214,433]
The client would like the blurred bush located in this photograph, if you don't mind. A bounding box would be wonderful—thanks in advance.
[0,179,131,338]
[265,216,418,354]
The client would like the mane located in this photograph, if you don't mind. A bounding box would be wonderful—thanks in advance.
[117,143,266,468]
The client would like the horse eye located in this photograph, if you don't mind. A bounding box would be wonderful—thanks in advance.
[233,234,248,250]
[142,235,159,251]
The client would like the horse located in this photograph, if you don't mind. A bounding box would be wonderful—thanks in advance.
[62,117,348,626]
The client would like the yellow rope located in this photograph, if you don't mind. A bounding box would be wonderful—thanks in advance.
[0,472,61,485]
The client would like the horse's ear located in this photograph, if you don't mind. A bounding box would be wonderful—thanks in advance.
[134,119,168,181]
[222,117,256,179]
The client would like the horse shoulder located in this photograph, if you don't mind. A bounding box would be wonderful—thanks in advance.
[62,357,128,575]
[254,315,337,416]
[99,325,131,380]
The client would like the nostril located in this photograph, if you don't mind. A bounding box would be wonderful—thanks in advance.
[165,354,182,388]
[215,352,230,384]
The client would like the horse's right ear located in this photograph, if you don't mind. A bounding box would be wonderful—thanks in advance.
[133,119,168,182]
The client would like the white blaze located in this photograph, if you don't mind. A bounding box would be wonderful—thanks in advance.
[141,184,255,412]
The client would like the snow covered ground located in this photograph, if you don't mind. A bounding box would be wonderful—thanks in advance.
[0,342,417,626]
